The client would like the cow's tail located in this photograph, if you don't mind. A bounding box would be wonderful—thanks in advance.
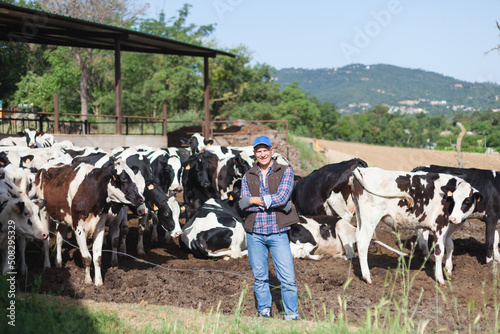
[372,240,408,257]
[352,168,414,208]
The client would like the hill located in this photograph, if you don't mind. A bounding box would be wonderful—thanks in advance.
[274,64,500,116]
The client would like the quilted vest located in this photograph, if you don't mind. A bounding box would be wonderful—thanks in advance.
[243,162,299,233]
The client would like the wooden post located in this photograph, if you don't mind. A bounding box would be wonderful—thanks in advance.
[115,39,122,135]
[456,122,466,168]
[162,103,167,137]
[54,94,59,134]
[203,56,210,139]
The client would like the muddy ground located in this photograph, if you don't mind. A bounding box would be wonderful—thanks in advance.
[15,130,500,331]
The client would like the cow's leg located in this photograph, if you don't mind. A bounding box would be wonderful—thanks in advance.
[485,216,499,263]
[494,228,500,263]
[325,194,353,223]
[1,239,9,275]
[92,217,106,287]
[137,214,148,255]
[109,213,121,267]
[444,233,455,277]
[417,229,431,258]
[43,237,51,268]
[444,222,462,276]
[356,217,379,284]
[55,228,65,268]
[337,221,357,259]
[74,225,93,284]
[150,212,159,244]
[18,236,27,275]
[433,226,450,285]
[119,215,129,254]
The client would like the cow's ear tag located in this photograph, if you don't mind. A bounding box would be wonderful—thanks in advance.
[112,175,117,181]
[148,183,154,190]
[25,158,31,163]
[181,205,186,213]
[447,190,453,197]
[229,194,234,201]
[477,196,481,203]
[38,134,42,137]
[153,204,159,211]
[14,204,21,214]
[185,164,191,170]
[0,161,4,166]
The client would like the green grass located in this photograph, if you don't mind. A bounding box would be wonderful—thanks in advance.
[289,134,327,173]
[2,259,500,333]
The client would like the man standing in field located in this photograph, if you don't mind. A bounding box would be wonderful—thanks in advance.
[239,136,300,320]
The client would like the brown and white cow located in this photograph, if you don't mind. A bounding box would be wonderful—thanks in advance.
[35,159,144,286]
[351,167,482,285]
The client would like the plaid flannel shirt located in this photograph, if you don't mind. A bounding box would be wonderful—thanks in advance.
[240,161,295,234]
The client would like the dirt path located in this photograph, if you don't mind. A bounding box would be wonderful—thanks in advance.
[298,137,500,171]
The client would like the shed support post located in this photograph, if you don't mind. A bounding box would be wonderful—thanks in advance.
[54,94,59,134]
[203,56,210,139]
[115,39,122,135]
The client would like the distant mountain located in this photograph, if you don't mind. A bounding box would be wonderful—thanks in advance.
[274,64,500,116]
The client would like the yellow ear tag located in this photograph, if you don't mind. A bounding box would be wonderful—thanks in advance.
[38,134,42,137]
[229,194,234,201]
[447,190,453,197]
[207,143,211,147]
[181,206,186,213]
[185,164,191,170]
[148,184,154,190]
[153,204,159,211]
[25,158,31,163]
[14,205,21,214]
[112,175,117,181]
[477,197,481,202]
[0,161,4,166]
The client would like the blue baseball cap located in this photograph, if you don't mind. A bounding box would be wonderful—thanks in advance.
[253,136,273,148]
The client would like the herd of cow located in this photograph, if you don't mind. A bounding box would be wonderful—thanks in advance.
[0,129,497,288]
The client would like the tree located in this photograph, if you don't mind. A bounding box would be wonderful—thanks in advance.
[276,82,321,136]
[37,0,147,120]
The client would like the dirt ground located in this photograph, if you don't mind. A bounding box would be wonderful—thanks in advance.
[16,133,500,331]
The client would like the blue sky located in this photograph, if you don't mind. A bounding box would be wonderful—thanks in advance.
[141,0,500,84]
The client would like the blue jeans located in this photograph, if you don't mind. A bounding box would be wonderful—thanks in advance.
[246,232,298,319]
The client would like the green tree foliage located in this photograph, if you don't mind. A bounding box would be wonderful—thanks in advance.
[5,2,500,154]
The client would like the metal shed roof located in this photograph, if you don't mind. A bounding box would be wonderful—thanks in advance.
[0,1,235,58]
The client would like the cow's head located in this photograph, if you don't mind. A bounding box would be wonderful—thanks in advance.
[155,195,186,238]
[182,155,211,188]
[22,128,39,148]
[0,192,49,241]
[107,159,145,207]
[442,178,482,224]
[166,155,183,192]
[189,133,213,154]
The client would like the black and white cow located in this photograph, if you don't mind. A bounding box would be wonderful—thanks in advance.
[351,167,482,284]
[215,152,252,200]
[0,128,56,148]
[35,159,144,286]
[0,169,49,275]
[185,133,214,154]
[292,159,368,222]
[182,150,219,209]
[288,215,357,260]
[412,165,500,264]
[180,195,247,259]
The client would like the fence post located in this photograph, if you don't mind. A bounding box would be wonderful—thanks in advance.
[125,118,129,135]
[54,94,59,134]
[162,104,167,137]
